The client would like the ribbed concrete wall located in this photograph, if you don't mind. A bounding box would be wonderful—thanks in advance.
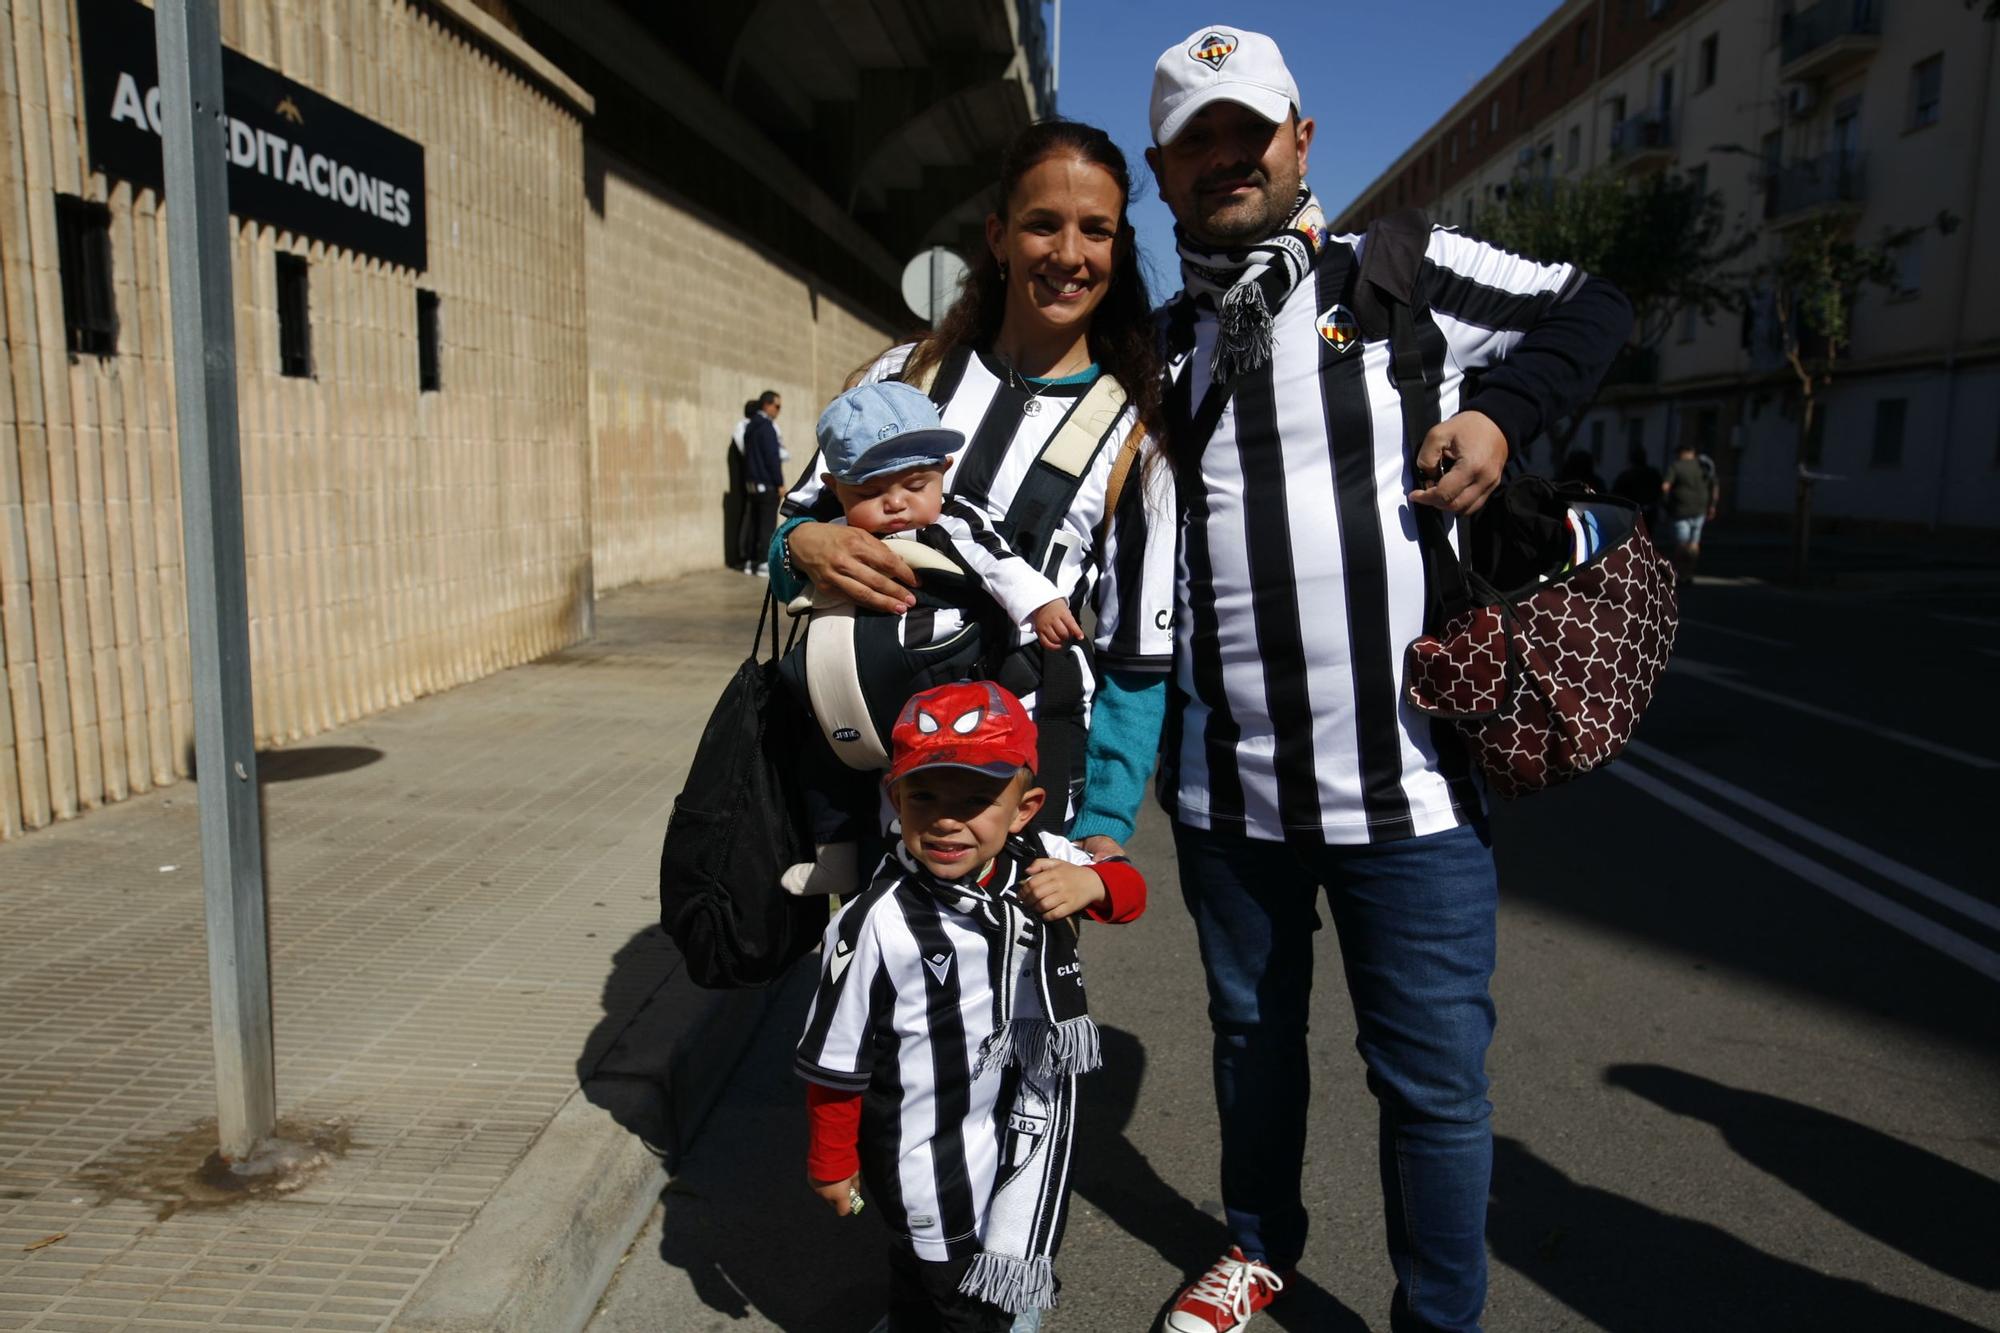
[0,0,589,839]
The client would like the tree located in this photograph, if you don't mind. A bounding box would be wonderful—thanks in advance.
[1757,212,1937,581]
[1475,169,1753,454]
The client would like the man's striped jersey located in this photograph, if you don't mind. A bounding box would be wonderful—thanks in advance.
[1163,225,1621,845]
[783,343,1175,679]
[796,832,1094,1260]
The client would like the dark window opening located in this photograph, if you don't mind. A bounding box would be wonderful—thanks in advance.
[1871,398,1906,468]
[417,289,441,392]
[1909,54,1943,130]
[1576,20,1592,65]
[276,253,312,378]
[56,194,117,357]
[1698,34,1719,90]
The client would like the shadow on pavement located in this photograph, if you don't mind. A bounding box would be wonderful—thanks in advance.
[185,743,386,783]
[1075,1027,1370,1333]
[1604,1064,2000,1292]
[1488,1135,1990,1331]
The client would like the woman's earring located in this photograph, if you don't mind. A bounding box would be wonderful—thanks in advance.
[999,260,1009,281]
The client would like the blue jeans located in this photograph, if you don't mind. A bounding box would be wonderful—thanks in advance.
[1172,820,1499,1333]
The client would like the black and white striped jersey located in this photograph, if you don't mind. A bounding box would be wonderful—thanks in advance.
[796,832,1094,1261]
[1163,225,1624,844]
[783,343,1175,678]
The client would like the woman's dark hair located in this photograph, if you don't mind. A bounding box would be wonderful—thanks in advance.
[902,120,1161,439]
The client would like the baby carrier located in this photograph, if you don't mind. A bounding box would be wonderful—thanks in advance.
[785,360,1141,827]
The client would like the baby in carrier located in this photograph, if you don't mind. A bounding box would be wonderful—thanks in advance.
[779,381,1081,898]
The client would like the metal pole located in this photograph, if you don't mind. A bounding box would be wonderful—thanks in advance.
[156,0,276,1159]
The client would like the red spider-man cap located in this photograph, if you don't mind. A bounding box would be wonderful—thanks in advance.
[887,681,1039,785]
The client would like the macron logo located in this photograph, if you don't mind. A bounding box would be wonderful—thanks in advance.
[829,938,854,983]
[924,951,953,985]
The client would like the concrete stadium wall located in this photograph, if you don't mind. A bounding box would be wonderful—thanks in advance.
[0,0,589,839]
[584,146,899,591]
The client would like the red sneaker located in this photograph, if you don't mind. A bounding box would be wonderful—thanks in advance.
[1164,1247,1288,1332]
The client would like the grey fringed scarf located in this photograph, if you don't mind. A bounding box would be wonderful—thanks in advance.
[1176,186,1330,384]
[900,837,1100,1313]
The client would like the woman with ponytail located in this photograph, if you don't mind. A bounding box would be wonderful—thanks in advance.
[771,118,1174,860]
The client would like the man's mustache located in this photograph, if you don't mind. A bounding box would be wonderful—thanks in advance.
[1196,166,1266,192]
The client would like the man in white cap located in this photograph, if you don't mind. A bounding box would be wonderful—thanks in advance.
[1142,24,1632,1333]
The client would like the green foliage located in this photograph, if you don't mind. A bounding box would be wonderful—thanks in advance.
[1762,212,1906,365]
[1475,169,1752,349]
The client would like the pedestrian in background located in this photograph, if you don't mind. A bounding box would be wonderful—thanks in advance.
[740,390,784,576]
[1610,440,1663,535]
[1661,439,1717,588]
[1140,26,1631,1333]
[726,398,758,569]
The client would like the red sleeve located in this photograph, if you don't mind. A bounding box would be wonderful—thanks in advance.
[1084,858,1147,924]
[806,1083,862,1182]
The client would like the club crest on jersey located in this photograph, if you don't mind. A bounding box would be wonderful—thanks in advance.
[1189,31,1237,70]
[1317,303,1361,353]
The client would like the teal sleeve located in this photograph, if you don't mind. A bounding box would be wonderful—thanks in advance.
[1070,670,1168,844]
[768,516,812,604]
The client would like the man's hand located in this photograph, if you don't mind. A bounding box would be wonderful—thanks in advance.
[1031,600,1084,650]
[1079,835,1125,861]
[810,1171,864,1217]
[1409,409,1509,516]
[786,522,918,614]
[1020,858,1107,923]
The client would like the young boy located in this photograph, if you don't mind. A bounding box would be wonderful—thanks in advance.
[780,382,1082,897]
[796,681,1146,1330]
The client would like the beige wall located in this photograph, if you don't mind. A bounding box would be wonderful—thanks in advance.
[585,146,898,591]
[0,0,589,839]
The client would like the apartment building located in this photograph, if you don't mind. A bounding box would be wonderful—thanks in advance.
[1334,0,2000,533]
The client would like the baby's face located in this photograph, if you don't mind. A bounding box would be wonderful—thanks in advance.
[829,466,945,535]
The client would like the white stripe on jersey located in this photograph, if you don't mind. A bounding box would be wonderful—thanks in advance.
[1165,227,1578,845]
[784,343,1174,677]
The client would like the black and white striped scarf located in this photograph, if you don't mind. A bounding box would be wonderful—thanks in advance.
[1176,186,1330,385]
[901,837,1100,1313]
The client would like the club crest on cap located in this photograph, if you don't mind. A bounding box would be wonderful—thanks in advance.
[1189,30,1237,70]
[1317,304,1361,353]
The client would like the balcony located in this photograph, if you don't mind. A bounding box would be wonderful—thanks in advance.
[1765,151,1867,225]
[1780,0,1882,83]
[1609,112,1676,173]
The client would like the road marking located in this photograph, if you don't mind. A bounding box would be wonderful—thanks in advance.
[1680,618,1788,648]
[1607,764,2000,984]
[1670,658,2000,770]
[1625,742,2000,934]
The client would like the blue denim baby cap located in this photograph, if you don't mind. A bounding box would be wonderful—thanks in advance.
[816,380,965,485]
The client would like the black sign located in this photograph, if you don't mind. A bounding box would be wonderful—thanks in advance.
[78,0,427,271]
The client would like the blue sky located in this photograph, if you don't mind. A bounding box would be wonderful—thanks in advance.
[1051,2,1558,294]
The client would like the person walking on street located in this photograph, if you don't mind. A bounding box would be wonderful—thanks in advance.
[741,390,785,576]
[726,398,759,569]
[1661,440,1717,588]
[1611,439,1663,535]
[1142,26,1631,1333]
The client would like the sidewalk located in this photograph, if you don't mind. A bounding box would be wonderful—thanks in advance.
[0,570,775,1332]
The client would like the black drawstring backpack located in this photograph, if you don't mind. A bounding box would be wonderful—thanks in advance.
[658,594,826,988]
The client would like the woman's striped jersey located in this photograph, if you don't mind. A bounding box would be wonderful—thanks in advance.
[795,833,1093,1261]
[1163,225,1619,845]
[782,343,1176,684]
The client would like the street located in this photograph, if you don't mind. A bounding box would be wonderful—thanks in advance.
[588,561,2000,1332]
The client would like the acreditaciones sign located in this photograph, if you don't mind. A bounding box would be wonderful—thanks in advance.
[78,0,428,272]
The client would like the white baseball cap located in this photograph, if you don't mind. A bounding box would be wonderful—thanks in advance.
[1150,26,1301,146]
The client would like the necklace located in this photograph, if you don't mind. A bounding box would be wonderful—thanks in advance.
[998,350,1090,417]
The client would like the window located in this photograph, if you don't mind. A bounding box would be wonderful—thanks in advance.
[1518,71,1530,113]
[1696,407,1720,456]
[1490,100,1501,131]
[416,289,441,391]
[1698,34,1718,90]
[1870,398,1906,468]
[1609,94,1627,126]
[1470,118,1479,149]
[1567,125,1582,168]
[1539,143,1556,178]
[1893,236,1922,297]
[1545,48,1558,87]
[276,252,312,378]
[1449,132,1460,163]
[1760,129,1783,183]
[1833,98,1861,167]
[1591,419,1607,458]
[1576,19,1592,65]
[1909,55,1943,130]
[1625,417,1644,459]
[1656,67,1676,118]
[55,194,117,357]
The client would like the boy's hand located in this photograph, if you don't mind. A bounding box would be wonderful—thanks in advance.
[1021,858,1107,923]
[810,1172,864,1217]
[1032,600,1084,650]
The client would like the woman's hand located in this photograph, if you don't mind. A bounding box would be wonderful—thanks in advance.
[810,1171,865,1217]
[786,522,918,614]
[1020,859,1107,923]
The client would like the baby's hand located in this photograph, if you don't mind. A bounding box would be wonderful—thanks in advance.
[810,1172,864,1217]
[1020,858,1106,923]
[1032,600,1084,650]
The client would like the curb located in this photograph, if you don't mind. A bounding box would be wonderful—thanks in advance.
[391,951,783,1333]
